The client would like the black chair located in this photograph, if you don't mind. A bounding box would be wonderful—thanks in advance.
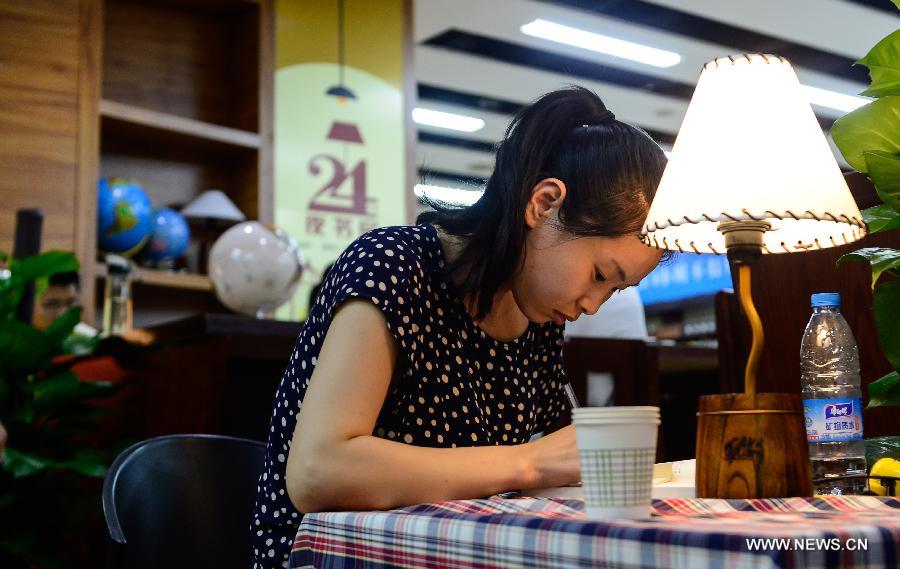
[102,434,266,569]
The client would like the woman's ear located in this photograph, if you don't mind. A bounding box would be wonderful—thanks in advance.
[524,178,567,229]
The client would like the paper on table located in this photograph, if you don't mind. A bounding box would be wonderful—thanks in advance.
[521,459,696,499]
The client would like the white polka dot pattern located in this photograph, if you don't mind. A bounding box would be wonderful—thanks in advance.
[250,224,567,567]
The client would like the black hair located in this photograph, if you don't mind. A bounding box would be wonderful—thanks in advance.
[417,86,670,319]
[49,270,81,289]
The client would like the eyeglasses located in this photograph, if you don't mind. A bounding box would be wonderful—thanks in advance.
[40,298,77,312]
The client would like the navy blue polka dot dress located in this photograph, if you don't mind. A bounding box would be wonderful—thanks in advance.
[251,223,568,567]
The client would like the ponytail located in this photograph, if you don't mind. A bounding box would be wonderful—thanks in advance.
[418,86,667,320]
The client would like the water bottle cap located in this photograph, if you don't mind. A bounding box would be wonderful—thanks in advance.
[811,292,841,308]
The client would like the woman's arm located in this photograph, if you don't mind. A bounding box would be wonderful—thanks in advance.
[285,299,576,513]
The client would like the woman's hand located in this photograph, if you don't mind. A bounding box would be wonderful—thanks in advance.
[522,424,580,489]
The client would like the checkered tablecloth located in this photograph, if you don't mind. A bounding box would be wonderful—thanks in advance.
[290,494,900,569]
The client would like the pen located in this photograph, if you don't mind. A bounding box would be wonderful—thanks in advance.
[564,382,581,409]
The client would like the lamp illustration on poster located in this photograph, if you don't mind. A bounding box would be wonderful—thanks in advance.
[325,0,356,102]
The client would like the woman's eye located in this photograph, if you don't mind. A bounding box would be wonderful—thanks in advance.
[594,269,606,282]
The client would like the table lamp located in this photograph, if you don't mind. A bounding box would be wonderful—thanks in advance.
[641,54,866,498]
[181,189,246,274]
[181,189,246,222]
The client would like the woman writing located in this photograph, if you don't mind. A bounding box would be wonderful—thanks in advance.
[252,86,668,567]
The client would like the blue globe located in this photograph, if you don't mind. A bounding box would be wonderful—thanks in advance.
[97,178,153,256]
[143,208,191,262]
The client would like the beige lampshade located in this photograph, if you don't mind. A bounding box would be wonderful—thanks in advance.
[181,189,246,221]
[642,54,865,255]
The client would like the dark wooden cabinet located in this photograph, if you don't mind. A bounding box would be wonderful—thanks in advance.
[106,314,299,442]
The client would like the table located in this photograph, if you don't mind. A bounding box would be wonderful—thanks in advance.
[290,493,900,568]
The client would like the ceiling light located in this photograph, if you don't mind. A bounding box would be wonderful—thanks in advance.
[801,85,870,113]
[412,108,485,132]
[414,184,484,206]
[521,19,681,68]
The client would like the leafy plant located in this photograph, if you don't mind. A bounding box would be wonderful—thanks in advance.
[832,14,900,409]
[0,251,117,568]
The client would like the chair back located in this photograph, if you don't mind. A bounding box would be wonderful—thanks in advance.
[102,434,266,569]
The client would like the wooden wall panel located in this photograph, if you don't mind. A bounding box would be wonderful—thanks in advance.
[76,0,102,323]
[0,0,82,254]
[0,0,100,320]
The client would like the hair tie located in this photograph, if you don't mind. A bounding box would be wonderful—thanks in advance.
[580,109,616,128]
[597,109,616,123]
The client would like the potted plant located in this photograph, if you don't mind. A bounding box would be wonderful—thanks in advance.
[831,4,900,471]
[0,251,117,567]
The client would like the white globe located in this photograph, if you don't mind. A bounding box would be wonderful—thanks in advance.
[208,221,304,317]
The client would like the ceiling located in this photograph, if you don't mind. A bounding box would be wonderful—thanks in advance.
[412,0,899,194]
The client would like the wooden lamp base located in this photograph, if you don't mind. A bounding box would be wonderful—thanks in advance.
[696,393,813,498]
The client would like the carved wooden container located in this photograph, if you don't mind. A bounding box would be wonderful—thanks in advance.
[696,393,813,498]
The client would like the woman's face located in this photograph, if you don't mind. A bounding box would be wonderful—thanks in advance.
[510,181,662,325]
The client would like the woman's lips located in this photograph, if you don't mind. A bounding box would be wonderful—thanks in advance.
[551,310,566,325]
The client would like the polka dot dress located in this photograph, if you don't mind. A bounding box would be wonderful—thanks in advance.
[251,224,568,568]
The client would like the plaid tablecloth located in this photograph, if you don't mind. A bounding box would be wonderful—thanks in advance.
[290,494,900,569]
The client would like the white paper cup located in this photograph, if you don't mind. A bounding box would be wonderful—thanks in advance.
[572,406,660,520]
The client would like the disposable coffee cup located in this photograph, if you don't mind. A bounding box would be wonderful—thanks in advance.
[572,406,660,520]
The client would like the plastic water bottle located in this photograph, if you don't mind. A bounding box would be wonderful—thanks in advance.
[800,292,866,495]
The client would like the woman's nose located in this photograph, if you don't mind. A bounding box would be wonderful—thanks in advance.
[578,294,604,317]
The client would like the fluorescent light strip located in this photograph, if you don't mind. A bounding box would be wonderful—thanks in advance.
[414,184,484,206]
[521,19,681,68]
[801,85,870,113]
[413,108,485,132]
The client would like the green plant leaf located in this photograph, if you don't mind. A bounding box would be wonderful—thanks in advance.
[0,320,56,374]
[859,30,900,97]
[2,447,54,478]
[873,278,900,370]
[28,373,117,412]
[56,448,109,478]
[836,246,900,287]
[61,328,99,357]
[831,96,900,172]
[43,306,82,347]
[862,204,900,233]
[8,251,78,283]
[866,435,900,466]
[864,150,900,208]
[0,277,23,323]
[868,371,900,408]
[26,370,79,408]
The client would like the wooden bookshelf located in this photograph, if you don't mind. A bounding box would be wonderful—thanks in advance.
[81,0,273,326]
[100,99,261,150]
[96,263,213,292]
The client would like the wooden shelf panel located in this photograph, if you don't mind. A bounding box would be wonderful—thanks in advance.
[96,263,213,292]
[100,99,260,149]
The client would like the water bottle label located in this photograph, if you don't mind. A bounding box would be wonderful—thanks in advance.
[803,398,864,442]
